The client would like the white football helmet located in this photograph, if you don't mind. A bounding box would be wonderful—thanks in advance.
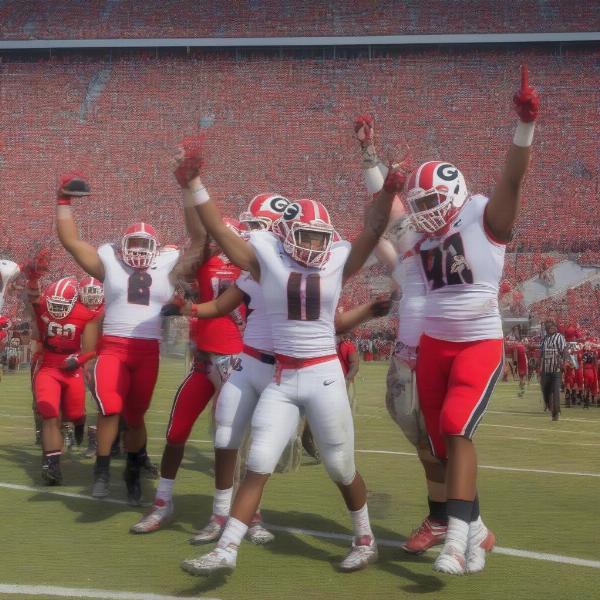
[121,222,158,269]
[404,161,468,235]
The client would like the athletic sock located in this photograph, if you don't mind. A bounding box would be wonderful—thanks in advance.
[217,517,248,552]
[155,477,175,503]
[427,498,448,523]
[213,487,233,517]
[446,499,474,554]
[95,454,110,473]
[74,423,85,445]
[350,503,374,541]
[44,450,62,465]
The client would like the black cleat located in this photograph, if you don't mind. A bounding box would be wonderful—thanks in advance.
[41,461,63,486]
[124,463,142,506]
[92,468,110,498]
[141,455,159,480]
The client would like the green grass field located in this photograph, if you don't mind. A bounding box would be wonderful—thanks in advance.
[1,359,599,600]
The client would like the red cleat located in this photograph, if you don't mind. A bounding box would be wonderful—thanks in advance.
[401,517,447,554]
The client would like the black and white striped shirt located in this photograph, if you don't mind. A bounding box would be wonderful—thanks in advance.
[540,333,567,374]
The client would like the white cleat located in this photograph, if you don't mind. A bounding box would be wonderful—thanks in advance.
[190,514,227,545]
[181,547,237,576]
[130,498,174,534]
[466,524,496,573]
[433,543,467,575]
[339,536,378,572]
[247,522,275,545]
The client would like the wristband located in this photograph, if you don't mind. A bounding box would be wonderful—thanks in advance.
[513,121,535,147]
[57,197,71,206]
[189,186,210,205]
[363,165,387,193]
[56,204,73,218]
[190,304,200,318]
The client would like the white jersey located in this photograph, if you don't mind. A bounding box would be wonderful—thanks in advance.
[98,243,179,340]
[418,194,505,342]
[0,259,20,313]
[235,271,274,353]
[249,231,350,358]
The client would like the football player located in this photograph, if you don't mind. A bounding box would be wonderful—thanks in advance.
[408,66,539,574]
[131,215,247,533]
[29,277,102,484]
[581,341,598,408]
[352,114,449,555]
[0,257,20,314]
[174,137,404,575]
[55,173,203,503]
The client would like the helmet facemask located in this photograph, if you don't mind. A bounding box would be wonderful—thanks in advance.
[281,222,333,269]
[46,294,76,320]
[121,234,157,269]
[80,284,103,307]
[239,213,271,231]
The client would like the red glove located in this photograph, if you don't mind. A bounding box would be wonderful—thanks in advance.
[513,64,540,123]
[354,114,374,147]
[174,134,205,187]
[57,172,91,205]
[21,247,51,284]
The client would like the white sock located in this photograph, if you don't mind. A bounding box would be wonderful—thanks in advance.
[445,517,470,554]
[217,517,248,551]
[350,504,373,540]
[213,486,233,517]
[468,516,486,541]
[155,477,174,503]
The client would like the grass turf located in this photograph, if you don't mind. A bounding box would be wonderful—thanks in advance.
[0,359,599,599]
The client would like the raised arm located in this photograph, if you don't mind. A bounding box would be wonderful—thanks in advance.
[161,280,245,319]
[172,138,260,280]
[55,174,105,281]
[343,167,406,282]
[485,65,539,243]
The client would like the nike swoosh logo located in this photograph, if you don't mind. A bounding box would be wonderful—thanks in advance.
[323,379,336,386]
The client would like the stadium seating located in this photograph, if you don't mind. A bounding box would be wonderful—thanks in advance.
[0,46,597,334]
[0,1,597,39]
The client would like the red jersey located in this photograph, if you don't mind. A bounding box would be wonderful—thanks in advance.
[191,254,244,354]
[337,339,357,377]
[34,300,102,367]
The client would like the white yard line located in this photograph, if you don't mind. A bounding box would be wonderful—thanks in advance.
[0,584,220,600]
[0,481,598,572]
[354,449,600,477]
[481,423,600,436]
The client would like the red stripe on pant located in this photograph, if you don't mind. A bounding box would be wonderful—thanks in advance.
[166,366,215,445]
[416,334,504,459]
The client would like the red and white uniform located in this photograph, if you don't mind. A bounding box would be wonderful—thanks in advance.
[166,253,243,446]
[244,231,356,484]
[416,195,505,458]
[0,259,20,313]
[93,244,179,424]
[515,343,528,378]
[33,300,100,421]
[213,267,276,450]
[582,351,598,395]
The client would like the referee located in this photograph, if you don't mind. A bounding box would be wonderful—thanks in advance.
[539,319,568,421]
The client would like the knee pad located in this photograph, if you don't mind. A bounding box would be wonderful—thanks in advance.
[214,425,236,450]
[322,445,356,485]
[440,409,465,438]
[36,401,59,420]
[386,359,427,447]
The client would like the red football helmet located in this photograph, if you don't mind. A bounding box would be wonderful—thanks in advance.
[45,277,78,320]
[121,222,158,269]
[275,199,335,269]
[404,161,468,235]
[79,276,103,307]
[239,194,290,231]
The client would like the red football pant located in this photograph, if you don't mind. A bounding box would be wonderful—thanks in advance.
[166,363,215,445]
[34,365,86,421]
[93,336,159,427]
[564,370,576,388]
[416,334,504,459]
[583,368,598,395]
